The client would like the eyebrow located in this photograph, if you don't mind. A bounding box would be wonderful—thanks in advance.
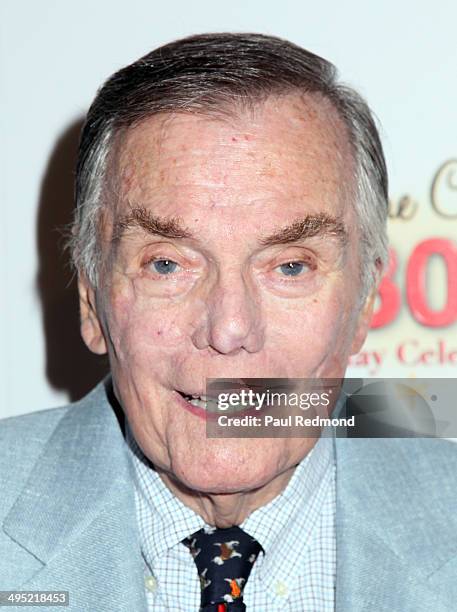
[112,205,193,243]
[112,205,348,248]
[258,213,348,247]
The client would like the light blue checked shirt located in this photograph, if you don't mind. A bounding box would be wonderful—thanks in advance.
[125,425,336,611]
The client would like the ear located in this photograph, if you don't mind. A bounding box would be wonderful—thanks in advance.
[349,259,383,355]
[78,274,107,355]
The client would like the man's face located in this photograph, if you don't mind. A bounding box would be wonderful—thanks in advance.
[79,94,375,494]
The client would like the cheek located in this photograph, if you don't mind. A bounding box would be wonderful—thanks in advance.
[266,289,353,370]
[105,281,196,360]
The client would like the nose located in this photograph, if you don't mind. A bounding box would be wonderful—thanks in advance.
[191,269,265,355]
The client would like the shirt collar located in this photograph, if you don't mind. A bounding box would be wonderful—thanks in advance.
[125,424,205,566]
[241,433,334,588]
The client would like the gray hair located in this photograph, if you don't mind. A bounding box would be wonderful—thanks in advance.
[70,32,388,300]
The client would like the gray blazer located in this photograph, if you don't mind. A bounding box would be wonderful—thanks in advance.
[1,379,457,611]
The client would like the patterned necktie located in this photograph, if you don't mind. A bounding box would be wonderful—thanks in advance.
[182,525,263,611]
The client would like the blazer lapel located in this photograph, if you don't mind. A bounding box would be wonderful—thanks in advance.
[335,437,457,611]
[2,380,147,612]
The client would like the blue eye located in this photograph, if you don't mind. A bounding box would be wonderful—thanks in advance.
[152,259,179,275]
[278,262,307,276]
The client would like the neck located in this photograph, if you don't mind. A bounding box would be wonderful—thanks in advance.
[157,465,297,527]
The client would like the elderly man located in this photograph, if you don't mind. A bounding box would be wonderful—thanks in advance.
[1,33,456,612]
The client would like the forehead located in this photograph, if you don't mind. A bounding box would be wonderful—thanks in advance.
[109,93,355,221]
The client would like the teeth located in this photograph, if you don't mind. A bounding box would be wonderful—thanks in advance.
[183,395,219,410]
[182,393,211,401]
[188,397,208,409]
[179,392,221,410]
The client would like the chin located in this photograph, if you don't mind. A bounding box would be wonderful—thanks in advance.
[170,449,285,496]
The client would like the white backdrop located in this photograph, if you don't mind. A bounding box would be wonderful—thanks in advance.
[1,0,456,418]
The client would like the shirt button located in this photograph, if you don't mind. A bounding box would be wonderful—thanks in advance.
[275,581,288,597]
[145,575,157,593]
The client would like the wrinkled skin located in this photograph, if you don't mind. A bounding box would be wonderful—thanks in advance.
[79,94,379,526]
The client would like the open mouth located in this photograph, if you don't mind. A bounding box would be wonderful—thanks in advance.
[174,390,223,421]
[178,392,214,410]
[176,388,270,416]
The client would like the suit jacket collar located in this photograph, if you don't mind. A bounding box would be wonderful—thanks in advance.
[3,379,457,611]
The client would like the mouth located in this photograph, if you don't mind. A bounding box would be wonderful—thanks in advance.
[180,392,212,407]
[175,390,220,420]
[174,388,271,421]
